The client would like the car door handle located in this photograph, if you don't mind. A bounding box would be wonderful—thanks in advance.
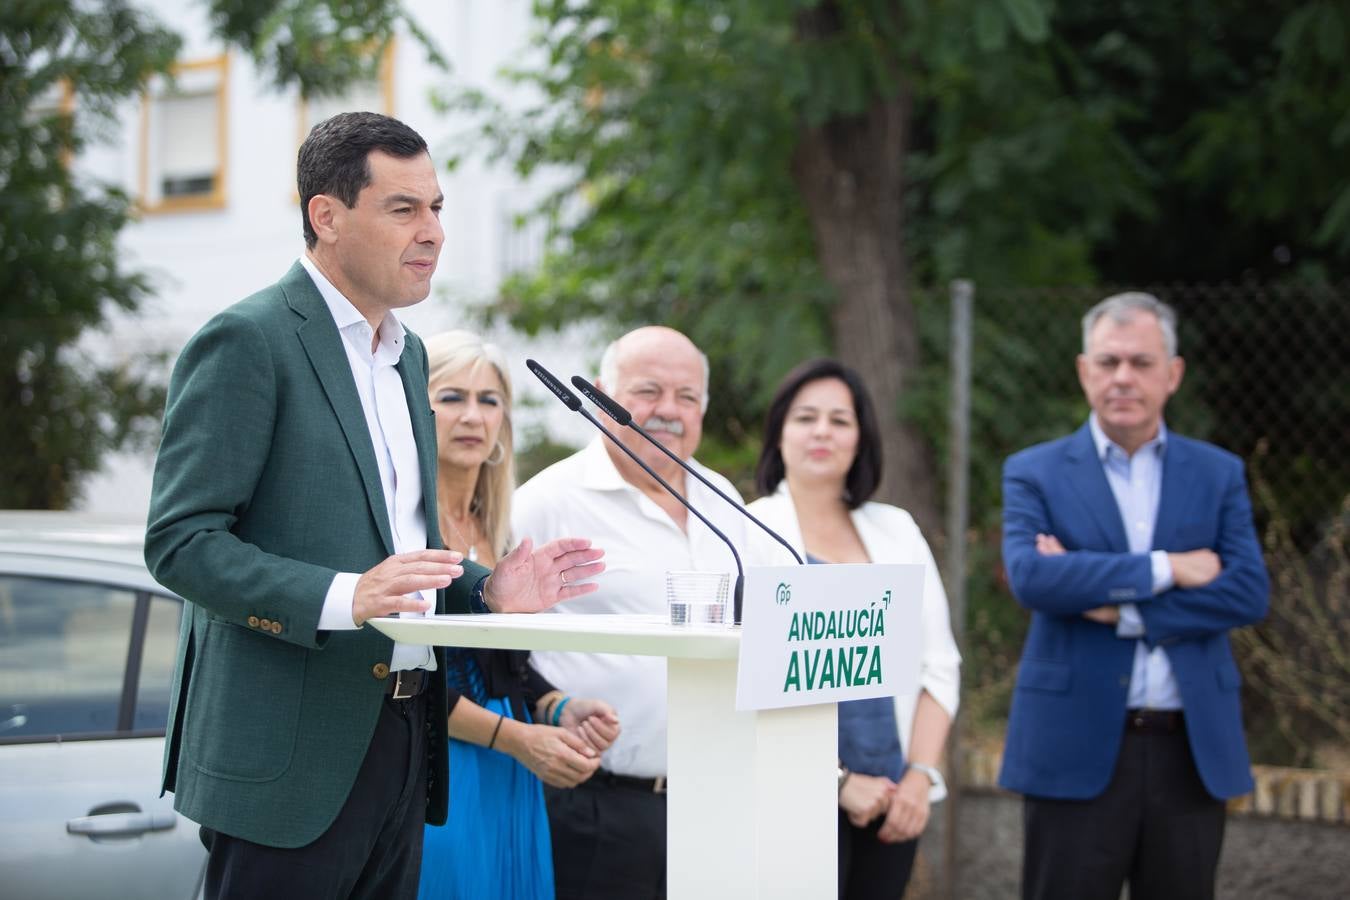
[67,811,178,838]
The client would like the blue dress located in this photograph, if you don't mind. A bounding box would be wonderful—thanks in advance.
[418,649,555,900]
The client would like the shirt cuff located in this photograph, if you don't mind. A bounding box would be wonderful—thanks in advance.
[469,574,492,614]
[319,572,361,631]
[1150,549,1175,594]
[1116,603,1145,638]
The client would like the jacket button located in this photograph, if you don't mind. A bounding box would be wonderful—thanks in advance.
[259,618,272,630]
[247,615,260,628]
[372,663,390,680]
[270,621,283,635]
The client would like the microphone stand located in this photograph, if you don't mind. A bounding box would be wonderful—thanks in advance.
[570,375,806,568]
[526,360,747,623]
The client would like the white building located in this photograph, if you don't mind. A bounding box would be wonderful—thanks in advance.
[74,0,598,514]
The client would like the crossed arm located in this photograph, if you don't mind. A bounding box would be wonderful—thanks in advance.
[1001,456,1268,641]
[1034,533,1221,624]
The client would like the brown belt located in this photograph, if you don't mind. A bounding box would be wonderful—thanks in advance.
[1125,708,1183,734]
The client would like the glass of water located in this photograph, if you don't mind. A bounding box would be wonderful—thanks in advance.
[666,571,731,627]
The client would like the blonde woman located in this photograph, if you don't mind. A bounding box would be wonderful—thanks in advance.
[418,331,620,900]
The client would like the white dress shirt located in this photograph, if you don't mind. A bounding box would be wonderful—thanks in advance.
[299,255,433,672]
[512,438,758,777]
[1089,415,1178,709]
[747,483,962,753]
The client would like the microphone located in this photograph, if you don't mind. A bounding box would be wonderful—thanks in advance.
[526,360,747,624]
[570,374,805,567]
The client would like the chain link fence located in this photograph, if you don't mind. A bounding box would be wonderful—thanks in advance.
[911,281,1350,769]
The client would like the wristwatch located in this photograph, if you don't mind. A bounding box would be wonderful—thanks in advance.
[907,762,948,803]
[837,764,851,792]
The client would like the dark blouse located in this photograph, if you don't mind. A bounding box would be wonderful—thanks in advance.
[445,649,556,722]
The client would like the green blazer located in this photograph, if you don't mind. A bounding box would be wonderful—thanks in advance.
[145,262,488,848]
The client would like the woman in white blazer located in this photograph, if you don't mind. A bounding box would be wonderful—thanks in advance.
[747,359,961,900]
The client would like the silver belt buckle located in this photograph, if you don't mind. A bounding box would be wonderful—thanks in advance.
[391,670,417,700]
[652,776,667,794]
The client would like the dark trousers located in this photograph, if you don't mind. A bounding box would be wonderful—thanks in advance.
[839,810,918,900]
[545,774,667,900]
[202,693,430,900]
[1022,728,1226,900]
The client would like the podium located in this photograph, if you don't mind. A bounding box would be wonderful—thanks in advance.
[371,613,837,899]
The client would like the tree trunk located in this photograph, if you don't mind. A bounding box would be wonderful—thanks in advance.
[790,6,941,539]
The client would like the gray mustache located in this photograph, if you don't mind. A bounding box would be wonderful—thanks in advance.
[643,416,685,436]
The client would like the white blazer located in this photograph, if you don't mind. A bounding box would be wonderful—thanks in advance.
[747,482,962,753]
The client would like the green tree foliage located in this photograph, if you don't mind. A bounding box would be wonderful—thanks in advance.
[453,1,1348,759]
[457,0,1166,533]
[0,0,180,508]
[205,0,443,98]
[1050,2,1350,282]
[460,0,1347,454]
[466,3,839,466]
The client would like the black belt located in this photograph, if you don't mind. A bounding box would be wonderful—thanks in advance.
[1126,708,1183,734]
[384,669,428,699]
[595,769,667,794]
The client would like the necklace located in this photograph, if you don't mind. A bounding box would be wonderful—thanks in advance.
[441,512,480,562]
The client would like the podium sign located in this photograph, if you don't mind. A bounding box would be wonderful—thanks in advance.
[735,563,923,711]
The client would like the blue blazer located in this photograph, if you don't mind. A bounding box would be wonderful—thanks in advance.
[997,423,1268,800]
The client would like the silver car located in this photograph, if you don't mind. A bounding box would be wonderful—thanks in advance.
[0,512,206,899]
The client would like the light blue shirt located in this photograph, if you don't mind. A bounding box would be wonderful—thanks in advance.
[1088,416,1182,710]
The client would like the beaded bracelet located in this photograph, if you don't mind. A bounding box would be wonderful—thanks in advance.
[551,696,572,727]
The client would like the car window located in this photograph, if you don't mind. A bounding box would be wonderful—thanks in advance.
[133,593,182,731]
[0,574,134,740]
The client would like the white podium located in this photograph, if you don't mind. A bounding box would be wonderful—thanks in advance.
[371,613,836,899]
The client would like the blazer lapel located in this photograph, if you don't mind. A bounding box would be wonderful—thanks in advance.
[282,264,395,556]
[397,340,441,551]
[1152,436,1194,551]
[1063,424,1131,552]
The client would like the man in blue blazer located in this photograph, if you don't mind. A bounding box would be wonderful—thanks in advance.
[999,293,1268,900]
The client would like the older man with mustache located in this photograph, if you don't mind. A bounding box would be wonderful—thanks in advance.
[513,326,756,900]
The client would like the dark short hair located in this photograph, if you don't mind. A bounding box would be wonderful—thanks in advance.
[297,112,429,248]
[754,358,883,510]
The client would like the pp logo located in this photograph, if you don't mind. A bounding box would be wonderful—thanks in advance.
[775,582,792,605]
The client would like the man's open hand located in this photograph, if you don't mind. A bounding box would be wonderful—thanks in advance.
[482,537,606,613]
[353,549,462,626]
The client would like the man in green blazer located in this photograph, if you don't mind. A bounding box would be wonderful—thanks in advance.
[145,112,603,900]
